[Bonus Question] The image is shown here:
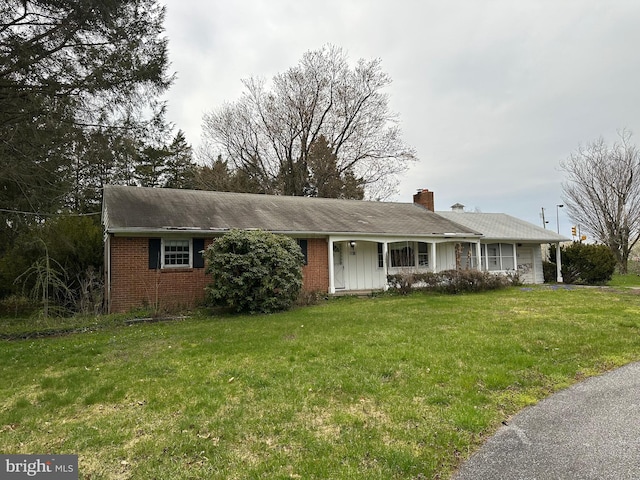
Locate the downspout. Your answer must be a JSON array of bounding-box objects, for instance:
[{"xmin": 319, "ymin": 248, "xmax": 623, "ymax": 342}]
[{"xmin": 556, "ymin": 242, "xmax": 563, "ymax": 283}]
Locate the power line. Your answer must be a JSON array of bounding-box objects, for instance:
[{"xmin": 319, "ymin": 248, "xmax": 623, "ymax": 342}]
[{"xmin": 0, "ymin": 208, "xmax": 101, "ymax": 217}]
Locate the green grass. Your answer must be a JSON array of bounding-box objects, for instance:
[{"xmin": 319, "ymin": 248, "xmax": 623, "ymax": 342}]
[
  {"xmin": 1, "ymin": 287, "xmax": 640, "ymax": 479},
  {"xmin": 609, "ymin": 272, "xmax": 640, "ymax": 287}
]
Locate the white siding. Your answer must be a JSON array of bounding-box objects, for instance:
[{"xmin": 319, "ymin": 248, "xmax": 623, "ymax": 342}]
[
  {"xmin": 533, "ymin": 245, "xmax": 544, "ymax": 284},
  {"xmin": 516, "ymin": 244, "xmax": 545, "ymax": 284},
  {"xmin": 341, "ymin": 241, "xmax": 387, "ymax": 290},
  {"xmin": 517, "ymin": 246, "xmax": 535, "ymax": 283}
]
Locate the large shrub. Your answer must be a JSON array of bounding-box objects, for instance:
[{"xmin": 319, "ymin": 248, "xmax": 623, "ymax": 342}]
[
  {"xmin": 542, "ymin": 260, "xmax": 557, "ymax": 283},
  {"xmin": 205, "ymin": 229, "xmax": 304, "ymax": 314},
  {"xmin": 560, "ymin": 242, "xmax": 617, "ymax": 284},
  {"xmin": 0, "ymin": 216, "xmax": 103, "ymax": 315}
]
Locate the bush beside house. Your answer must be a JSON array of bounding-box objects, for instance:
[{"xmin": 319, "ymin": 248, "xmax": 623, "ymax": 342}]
[
  {"xmin": 545, "ymin": 242, "xmax": 617, "ymax": 285},
  {"xmin": 387, "ymin": 269, "xmax": 520, "ymax": 295},
  {"xmin": 205, "ymin": 229, "xmax": 304, "ymax": 314}
]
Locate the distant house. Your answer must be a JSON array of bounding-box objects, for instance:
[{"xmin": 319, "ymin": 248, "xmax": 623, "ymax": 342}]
[{"xmin": 102, "ymin": 186, "xmax": 567, "ymax": 313}]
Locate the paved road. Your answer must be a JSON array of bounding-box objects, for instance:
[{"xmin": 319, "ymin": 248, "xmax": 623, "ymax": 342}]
[{"xmin": 453, "ymin": 361, "xmax": 640, "ymax": 480}]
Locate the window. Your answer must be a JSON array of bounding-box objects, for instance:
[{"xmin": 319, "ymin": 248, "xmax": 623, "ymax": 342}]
[
  {"xmin": 390, "ymin": 242, "xmax": 415, "ymax": 267},
  {"xmin": 418, "ymin": 242, "xmax": 429, "ymax": 266},
  {"xmin": 486, "ymin": 244, "xmax": 500, "ymax": 270},
  {"xmin": 500, "ymin": 244, "xmax": 515, "ymax": 270},
  {"xmin": 482, "ymin": 243, "xmax": 515, "ymax": 271},
  {"xmin": 164, "ymin": 239, "xmax": 191, "ymax": 267},
  {"xmin": 459, "ymin": 243, "xmax": 478, "ymax": 269},
  {"xmin": 148, "ymin": 238, "xmax": 206, "ymax": 270}
]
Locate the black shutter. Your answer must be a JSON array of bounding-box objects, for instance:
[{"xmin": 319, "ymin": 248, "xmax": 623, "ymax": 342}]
[
  {"xmin": 193, "ymin": 238, "xmax": 205, "ymax": 268},
  {"xmin": 149, "ymin": 238, "xmax": 161, "ymax": 269},
  {"xmin": 298, "ymin": 239, "xmax": 308, "ymax": 265}
]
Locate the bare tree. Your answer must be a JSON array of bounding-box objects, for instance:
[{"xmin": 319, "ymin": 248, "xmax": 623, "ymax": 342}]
[
  {"xmin": 560, "ymin": 129, "xmax": 640, "ymax": 273},
  {"xmin": 201, "ymin": 45, "xmax": 416, "ymax": 199}
]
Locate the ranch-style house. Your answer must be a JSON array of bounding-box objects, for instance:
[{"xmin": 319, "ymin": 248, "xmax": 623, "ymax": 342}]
[{"xmin": 102, "ymin": 185, "xmax": 567, "ymax": 313}]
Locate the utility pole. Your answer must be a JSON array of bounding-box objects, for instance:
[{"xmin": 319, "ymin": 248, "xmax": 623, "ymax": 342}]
[{"xmin": 540, "ymin": 207, "xmax": 549, "ymax": 229}]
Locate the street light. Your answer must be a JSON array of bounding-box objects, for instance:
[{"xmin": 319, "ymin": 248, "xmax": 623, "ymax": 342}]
[
  {"xmin": 556, "ymin": 204, "xmax": 565, "ymax": 283},
  {"xmin": 556, "ymin": 204, "xmax": 564, "ymax": 234}
]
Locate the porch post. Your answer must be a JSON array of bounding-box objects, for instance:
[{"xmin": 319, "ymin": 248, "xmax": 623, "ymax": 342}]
[
  {"xmin": 556, "ymin": 242, "xmax": 563, "ymax": 283},
  {"xmin": 513, "ymin": 242, "xmax": 518, "ymax": 273},
  {"xmin": 475, "ymin": 241, "xmax": 482, "ymax": 271},
  {"xmin": 430, "ymin": 242, "xmax": 437, "ymax": 272},
  {"xmin": 328, "ymin": 238, "xmax": 335, "ymax": 293},
  {"xmin": 383, "ymin": 241, "xmax": 389, "ymax": 291}
]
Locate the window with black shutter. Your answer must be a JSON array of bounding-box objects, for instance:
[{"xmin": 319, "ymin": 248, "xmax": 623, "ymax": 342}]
[{"xmin": 150, "ymin": 237, "xmax": 204, "ymax": 269}]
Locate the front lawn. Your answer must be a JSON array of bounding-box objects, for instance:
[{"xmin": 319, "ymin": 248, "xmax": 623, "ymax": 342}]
[
  {"xmin": 1, "ymin": 286, "xmax": 639, "ymax": 479},
  {"xmin": 609, "ymin": 272, "xmax": 640, "ymax": 287}
]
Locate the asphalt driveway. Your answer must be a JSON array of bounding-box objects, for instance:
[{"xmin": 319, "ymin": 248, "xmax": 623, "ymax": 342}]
[{"xmin": 453, "ymin": 361, "xmax": 640, "ymax": 480}]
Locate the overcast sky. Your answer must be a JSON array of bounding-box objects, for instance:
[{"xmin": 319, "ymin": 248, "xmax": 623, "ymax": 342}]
[{"xmin": 161, "ymin": 0, "xmax": 640, "ymax": 236}]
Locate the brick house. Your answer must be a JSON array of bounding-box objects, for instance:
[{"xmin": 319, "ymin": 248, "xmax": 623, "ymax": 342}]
[{"xmin": 102, "ymin": 185, "xmax": 566, "ymax": 313}]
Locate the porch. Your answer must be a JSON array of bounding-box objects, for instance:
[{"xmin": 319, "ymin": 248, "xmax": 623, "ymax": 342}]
[
  {"xmin": 326, "ymin": 238, "xmax": 554, "ymax": 293},
  {"xmin": 327, "ymin": 237, "xmax": 482, "ymax": 294}
]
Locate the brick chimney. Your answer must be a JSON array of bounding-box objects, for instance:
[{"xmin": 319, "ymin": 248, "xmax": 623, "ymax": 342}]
[{"xmin": 413, "ymin": 188, "xmax": 434, "ymax": 212}]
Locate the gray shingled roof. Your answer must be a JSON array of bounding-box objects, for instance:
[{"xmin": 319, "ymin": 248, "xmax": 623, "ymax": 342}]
[
  {"xmin": 102, "ymin": 185, "xmax": 482, "ymax": 238},
  {"xmin": 437, "ymin": 211, "xmax": 569, "ymax": 243}
]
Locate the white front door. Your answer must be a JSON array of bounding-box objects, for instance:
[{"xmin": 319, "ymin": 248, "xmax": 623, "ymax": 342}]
[{"xmin": 333, "ymin": 243, "xmax": 345, "ymax": 289}]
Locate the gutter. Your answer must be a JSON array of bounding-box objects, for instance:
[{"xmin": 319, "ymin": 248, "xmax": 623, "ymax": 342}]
[{"xmin": 105, "ymin": 227, "xmax": 484, "ymax": 238}]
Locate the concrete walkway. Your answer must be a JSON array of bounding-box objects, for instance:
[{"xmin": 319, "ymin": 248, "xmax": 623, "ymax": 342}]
[{"xmin": 453, "ymin": 361, "xmax": 640, "ymax": 480}]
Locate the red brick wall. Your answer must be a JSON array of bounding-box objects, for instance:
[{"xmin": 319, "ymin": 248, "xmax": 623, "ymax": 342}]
[
  {"xmin": 302, "ymin": 238, "xmax": 329, "ymax": 292},
  {"xmin": 108, "ymin": 237, "xmax": 214, "ymax": 313},
  {"xmin": 108, "ymin": 236, "xmax": 330, "ymax": 313}
]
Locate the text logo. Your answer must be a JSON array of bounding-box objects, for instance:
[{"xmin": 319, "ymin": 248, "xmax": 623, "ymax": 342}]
[{"xmin": 1, "ymin": 455, "xmax": 78, "ymax": 479}]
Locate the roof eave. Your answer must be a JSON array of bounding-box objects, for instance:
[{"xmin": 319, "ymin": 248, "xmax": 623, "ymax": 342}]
[
  {"xmin": 105, "ymin": 227, "xmax": 484, "ymax": 238},
  {"xmin": 482, "ymin": 237, "xmax": 571, "ymax": 243}
]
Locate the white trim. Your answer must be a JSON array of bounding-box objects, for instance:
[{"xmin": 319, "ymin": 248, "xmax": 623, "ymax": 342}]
[
  {"xmin": 556, "ymin": 242, "xmax": 564, "ymax": 282},
  {"xmin": 328, "ymin": 238, "xmax": 335, "ymax": 294},
  {"xmin": 430, "ymin": 242, "xmax": 437, "ymax": 272},
  {"xmin": 161, "ymin": 238, "xmax": 193, "ymax": 269},
  {"xmin": 382, "ymin": 241, "xmax": 389, "ymax": 290},
  {"xmin": 105, "ymin": 234, "xmax": 111, "ymax": 313}
]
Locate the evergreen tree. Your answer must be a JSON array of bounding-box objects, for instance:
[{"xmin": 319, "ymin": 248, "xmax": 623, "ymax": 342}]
[
  {"xmin": 0, "ymin": 0, "xmax": 172, "ymax": 306},
  {"xmin": 1, "ymin": 0, "xmax": 172, "ymax": 217},
  {"xmin": 195, "ymin": 155, "xmax": 266, "ymax": 194},
  {"xmin": 163, "ymin": 131, "xmax": 196, "ymax": 189},
  {"xmin": 307, "ymin": 135, "xmax": 365, "ymax": 199}
]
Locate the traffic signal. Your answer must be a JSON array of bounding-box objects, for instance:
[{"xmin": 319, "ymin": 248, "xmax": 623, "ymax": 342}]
[{"xmin": 571, "ymin": 226, "xmax": 577, "ymax": 236}]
